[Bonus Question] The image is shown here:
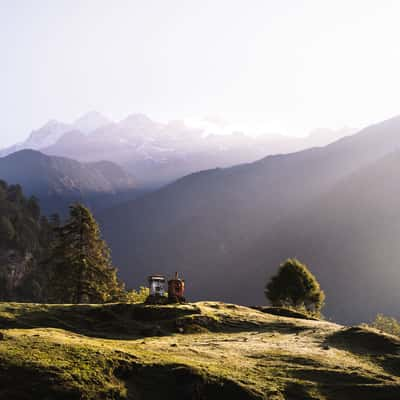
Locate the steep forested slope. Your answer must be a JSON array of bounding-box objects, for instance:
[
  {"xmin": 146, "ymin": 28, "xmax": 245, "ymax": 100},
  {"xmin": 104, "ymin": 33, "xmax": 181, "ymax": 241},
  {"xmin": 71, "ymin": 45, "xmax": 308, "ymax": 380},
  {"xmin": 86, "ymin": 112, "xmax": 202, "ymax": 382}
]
[{"xmin": 0, "ymin": 180, "xmax": 55, "ymax": 300}]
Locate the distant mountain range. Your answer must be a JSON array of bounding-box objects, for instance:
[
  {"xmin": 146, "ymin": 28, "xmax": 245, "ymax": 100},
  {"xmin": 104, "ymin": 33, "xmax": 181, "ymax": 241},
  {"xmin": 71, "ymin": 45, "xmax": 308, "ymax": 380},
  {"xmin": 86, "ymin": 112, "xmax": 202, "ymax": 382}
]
[
  {"xmin": 99, "ymin": 115, "xmax": 400, "ymax": 324},
  {"xmin": 3, "ymin": 111, "xmax": 395, "ymax": 323},
  {"xmin": 0, "ymin": 150, "xmax": 141, "ymax": 215},
  {"xmin": 1, "ymin": 112, "xmax": 355, "ymax": 187},
  {"xmin": 1, "ymin": 111, "xmax": 111, "ymax": 156}
]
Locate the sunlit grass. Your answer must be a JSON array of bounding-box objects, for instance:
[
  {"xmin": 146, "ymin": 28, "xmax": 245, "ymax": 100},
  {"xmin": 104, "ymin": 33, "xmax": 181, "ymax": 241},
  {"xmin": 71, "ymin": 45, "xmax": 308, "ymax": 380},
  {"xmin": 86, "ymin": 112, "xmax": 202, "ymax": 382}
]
[{"xmin": 0, "ymin": 301, "xmax": 400, "ymax": 399}]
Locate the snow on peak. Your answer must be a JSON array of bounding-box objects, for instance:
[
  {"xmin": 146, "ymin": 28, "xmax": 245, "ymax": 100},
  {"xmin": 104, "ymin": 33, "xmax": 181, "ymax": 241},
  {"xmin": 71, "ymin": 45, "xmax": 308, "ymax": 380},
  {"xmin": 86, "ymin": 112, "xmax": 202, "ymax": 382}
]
[
  {"xmin": 25, "ymin": 120, "xmax": 72, "ymax": 149},
  {"xmin": 121, "ymin": 113, "xmax": 155, "ymax": 128},
  {"xmin": 73, "ymin": 111, "xmax": 111, "ymax": 134}
]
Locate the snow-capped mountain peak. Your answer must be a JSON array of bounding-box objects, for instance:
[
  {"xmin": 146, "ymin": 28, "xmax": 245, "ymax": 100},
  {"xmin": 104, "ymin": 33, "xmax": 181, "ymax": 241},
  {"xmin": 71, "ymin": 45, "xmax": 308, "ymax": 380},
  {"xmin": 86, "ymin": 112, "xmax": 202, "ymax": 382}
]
[
  {"xmin": 72, "ymin": 111, "xmax": 111, "ymax": 134},
  {"xmin": 24, "ymin": 120, "xmax": 72, "ymax": 149}
]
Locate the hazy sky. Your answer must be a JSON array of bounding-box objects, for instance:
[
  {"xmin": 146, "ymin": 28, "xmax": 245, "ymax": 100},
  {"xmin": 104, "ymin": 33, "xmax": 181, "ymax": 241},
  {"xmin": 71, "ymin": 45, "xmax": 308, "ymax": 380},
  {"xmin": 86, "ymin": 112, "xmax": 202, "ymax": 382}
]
[{"xmin": 1, "ymin": 0, "xmax": 400, "ymax": 146}]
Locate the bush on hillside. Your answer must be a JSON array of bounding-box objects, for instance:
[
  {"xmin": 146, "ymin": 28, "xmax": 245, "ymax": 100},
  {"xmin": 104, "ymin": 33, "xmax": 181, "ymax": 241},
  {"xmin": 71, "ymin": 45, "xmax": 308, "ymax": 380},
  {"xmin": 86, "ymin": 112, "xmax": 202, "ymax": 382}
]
[
  {"xmin": 265, "ymin": 258, "xmax": 325, "ymax": 317},
  {"xmin": 365, "ymin": 314, "xmax": 400, "ymax": 337},
  {"xmin": 125, "ymin": 286, "xmax": 150, "ymax": 303}
]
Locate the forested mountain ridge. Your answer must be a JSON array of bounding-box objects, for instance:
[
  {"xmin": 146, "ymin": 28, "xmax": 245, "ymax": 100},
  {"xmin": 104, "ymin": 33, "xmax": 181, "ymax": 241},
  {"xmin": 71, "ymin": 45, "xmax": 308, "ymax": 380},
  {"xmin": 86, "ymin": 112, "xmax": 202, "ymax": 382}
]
[
  {"xmin": 0, "ymin": 149, "xmax": 140, "ymax": 215},
  {"xmin": 99, "ymin": 115, "xmax": 400, "ymax": 323},
  {"xmin": 0, "ymin": 180, "xmax": 57, "ymax": 300},
  {"xmin": 0, "ymin": 180, "xmax": 126, "ymax": 303}
]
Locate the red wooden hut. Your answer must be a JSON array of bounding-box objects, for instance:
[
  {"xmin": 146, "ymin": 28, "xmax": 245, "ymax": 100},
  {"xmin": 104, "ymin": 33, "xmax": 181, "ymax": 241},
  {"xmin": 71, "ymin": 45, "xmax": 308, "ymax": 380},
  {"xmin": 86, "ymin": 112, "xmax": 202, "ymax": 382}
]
[{"xmin": 168, "ymin": 272, "xmax": 185, "ymax": 302}]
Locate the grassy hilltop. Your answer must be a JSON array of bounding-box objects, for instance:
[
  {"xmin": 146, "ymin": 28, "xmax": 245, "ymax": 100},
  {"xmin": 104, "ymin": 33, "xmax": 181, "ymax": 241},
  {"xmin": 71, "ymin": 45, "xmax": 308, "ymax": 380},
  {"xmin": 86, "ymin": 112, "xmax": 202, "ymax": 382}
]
[{"xmin": 0, "ymin": 302, "xmax": 400, "ymax": 400}]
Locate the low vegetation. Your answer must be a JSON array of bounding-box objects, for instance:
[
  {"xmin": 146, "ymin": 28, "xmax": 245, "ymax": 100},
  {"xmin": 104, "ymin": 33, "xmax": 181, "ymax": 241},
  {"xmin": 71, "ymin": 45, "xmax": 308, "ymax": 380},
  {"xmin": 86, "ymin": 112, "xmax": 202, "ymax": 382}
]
[
  {"xmin": 124, "ymin": 286, "xmax": 150, "ymax": 303},
  {"xmin": 364, "ymin": 314, "xmax": 400, "ymax": 338},
  {"xmin": 1, "ymin": 301, "xmax": 400, "ymax": 399}
]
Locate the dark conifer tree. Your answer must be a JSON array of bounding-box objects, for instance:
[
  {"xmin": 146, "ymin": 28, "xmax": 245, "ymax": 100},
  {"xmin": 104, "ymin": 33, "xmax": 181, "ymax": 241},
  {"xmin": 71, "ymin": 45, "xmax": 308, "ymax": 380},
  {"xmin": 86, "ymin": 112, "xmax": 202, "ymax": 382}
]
[
  {"xmin": 27, "ymin": 196, "xmax": 40, "ymax": 220},
  {"xmin": 0, "ymin": 216, "xmax": 15, "ymax": 244},
  {"xmin": 48, "ymin": 203, "xmax": 123, "ymax": 303}
]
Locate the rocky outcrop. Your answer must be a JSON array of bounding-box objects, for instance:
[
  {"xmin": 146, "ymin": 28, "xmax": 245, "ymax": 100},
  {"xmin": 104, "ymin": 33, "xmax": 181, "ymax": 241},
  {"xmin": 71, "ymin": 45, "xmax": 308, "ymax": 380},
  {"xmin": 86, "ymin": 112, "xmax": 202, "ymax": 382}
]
[{"xmin": 0, "ymin": 250, "xmax": 34, "ymax": 300}]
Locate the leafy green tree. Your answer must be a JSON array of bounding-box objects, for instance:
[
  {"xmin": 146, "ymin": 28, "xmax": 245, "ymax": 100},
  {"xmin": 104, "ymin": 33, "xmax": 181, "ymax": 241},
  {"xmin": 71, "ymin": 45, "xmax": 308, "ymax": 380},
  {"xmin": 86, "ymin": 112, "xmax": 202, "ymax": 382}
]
[
  {"xmin": 265, "ymin": 258, "xmax": 325, "ymax": 316},
  {"xmin": 48, "ymin": 203, "xmax": 123, "ymax": 303},
  {"xmin": 366, "ymin": 314, "xmax": 400, "ymax": 337}
]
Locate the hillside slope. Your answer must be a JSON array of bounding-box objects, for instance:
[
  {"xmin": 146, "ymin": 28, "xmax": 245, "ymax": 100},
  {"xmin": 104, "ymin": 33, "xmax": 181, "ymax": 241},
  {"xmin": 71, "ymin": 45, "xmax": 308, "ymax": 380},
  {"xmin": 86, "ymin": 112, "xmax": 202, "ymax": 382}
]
[
  {"xmin": 100, "ymin": 116, "xmax": 400, "ymax": 323},
  {"xmin": 0, "ymin": 180, "xmax": 52, "ymax": 301},
  {"xmin": 238, "ymin": 150, "xmax": 400, "ymax": 323},
  {"xmin": 0, "ymin": 150, "xmax": 139, "ymax": 215},
  {"xmin": 0, "ymin": 301, "xmax": 400, "ymax": 399}
]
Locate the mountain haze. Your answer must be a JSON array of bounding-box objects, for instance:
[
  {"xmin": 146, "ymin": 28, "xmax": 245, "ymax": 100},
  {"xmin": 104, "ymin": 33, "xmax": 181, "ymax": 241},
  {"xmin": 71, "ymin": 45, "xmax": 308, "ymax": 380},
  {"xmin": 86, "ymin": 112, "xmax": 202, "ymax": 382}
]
[
  {"xmin": 72, "ymin": 111, "xmax": 111, "ymax": 134},
  {"xmin": 0, "ymin": 150, "xmax": 139, "ymax": 215},
  {"xmin": 0, "ymin": 112, "xmax": 111, "ymax": 157},
  {"xmin": 247, "ymin": 150, "xmax": 400, "ymax": 323},
  {"xmin": 42, "ymin": 119, "xmax": 355, "ymax": 186},
  {"xmin": 1, "ymin": 113, "xmax": 354, "ymax": 187},
  {"xmin": 99, "ymin": 115, "xmax": 400, "ymax": 323}
]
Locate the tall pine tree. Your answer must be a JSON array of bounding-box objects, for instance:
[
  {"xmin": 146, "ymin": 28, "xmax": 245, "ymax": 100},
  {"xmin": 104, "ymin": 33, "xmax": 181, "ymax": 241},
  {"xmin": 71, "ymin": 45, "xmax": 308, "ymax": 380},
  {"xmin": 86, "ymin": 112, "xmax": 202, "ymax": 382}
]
[{"xmin": 48, "ymin": 203, "xmax": 123, "ymax": 303}]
